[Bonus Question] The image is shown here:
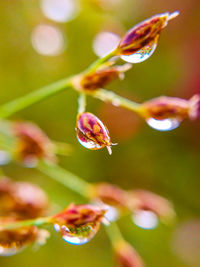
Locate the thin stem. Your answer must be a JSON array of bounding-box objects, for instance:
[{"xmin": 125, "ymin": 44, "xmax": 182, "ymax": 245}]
[
  {"xmin": 105, "ymin": 222, "xmax": 124, "ymax": 249},
  {"xmin": 0, "ymin": 216, "xmax": 51, "ymax": 231},
  {"xmin": 0, "ymin": 51, "xmax": 117, "ymax": 119},
  {"xmin": 0, "ymin": 78, "xmax": 72, "ymax": 119},
  {"xmin": 78, "ymin": 93, "xmax": 87, "ymax": 114},
  {"xmin": 87, "ymin": 89, "xmax": 141, "ymax": 114},
  {"xmin": 85, "ymin": 50, "xmax": 117, "ymax": 73},
  {"xmin": 37, "ymin": 161, "xmax": 93, "ymax": 198}
]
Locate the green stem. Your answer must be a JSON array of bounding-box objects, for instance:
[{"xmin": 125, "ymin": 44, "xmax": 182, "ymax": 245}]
[
  {"xmin": 78, "ymin": 93, "xmax": 87, "ymax": 114},
  {"xmin": 0, "ymin": 51, "xmax": 117, "ymax": 119},
  {"xmin": 105, "ymin": 222, "xmax": 124, "ymax": 249},
  {"xmin": 37, "ymin": 161, "xmax": 93, "ymax": 198},
  {"xmin": 0, "ymin": 216, "xmax": 51, "ymax": 231},
  {"xmin": 88, "ymin": 89, "xmax": 141, "ymax": 114},
  {"xmin": 0, "ymin": 78, "xmax": 72, "ymax": 119}
]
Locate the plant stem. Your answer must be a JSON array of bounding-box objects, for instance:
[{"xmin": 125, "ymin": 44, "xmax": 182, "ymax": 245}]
[
  {"xmin": 0, "ymin": 217, "xmax": 51, "ymax": 231},
  {"xmin": 105, "ymin": 222, "xmax": 124, "ymax": 249},
  {"xmin": 0, "ymin": 78, "xmax": 72, "ymax": 119},
  {"xmin": 37, "ymin": 161, "xmax": 93, "ymax": 198},
  {"xmin": 78, "ymin": 93, "xmax": 87, "ymax": 114},
  {"xmin": 87, "ymin": 89, "xmax": 141, "ymax": 114},
  {"xmin": 0, "ymin": 51, "xmax": 116, "ymax": 119}
]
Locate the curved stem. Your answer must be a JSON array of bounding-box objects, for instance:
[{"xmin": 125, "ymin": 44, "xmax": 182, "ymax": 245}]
[
  {"xmin": 0, "ymin": 51, "xmax": 117, "ymax": 119},
  {"xmin": 0, "ymin": 216, "xmax": 51, "ymax": 231},
  {"xmin": 105, "ymin": 222, "xmax": 124, "ymax": 249},
  {"xmin": 37, "ymin": 161, "xmax": 93, "ymax": 198},
  {"xmin": 87, "ymin": 89, "xmax": 141, "ymax": 114},
  {"xmin": 78, "ymin": 93, "xmax": 87, "ymax": 114},
  {"xmin": 0, "ymin": 78, "xmax": 72, "ymax": 119}
]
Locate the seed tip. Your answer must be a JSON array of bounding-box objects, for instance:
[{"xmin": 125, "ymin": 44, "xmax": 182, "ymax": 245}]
[
  {"xmin": 107, "ymin": 146, "xmax": 112, "ymax": 155},
  {"xmin": 168, "ymin": 11, "xmax": 180, "ymax": 21}
]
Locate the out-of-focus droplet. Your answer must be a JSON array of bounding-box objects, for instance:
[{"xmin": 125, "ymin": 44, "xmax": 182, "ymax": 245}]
[
  {"xmin": 93, "ymin": 31, "xmax": 120, "ymax": 57},
  {"xmin": 54, "ymin": 222, "xmax": 100, "ymax": 245},
  {"xmin": 0, "ymin": 151, "xmax": 11, "ymax": 166},
  {"xmin": 104, "ymin": 205, "xmax": 119, "ymax": 222},
  {"xmin": 146, "ymin": 118, "xmax": 180, "ymax": 131},
  {"xmin": 31, "ymin": 24, "xmax": 65, "ymax": 56},
  {"xmin": 40, "ymin": 0, "xmax": 79, "ymax": 23},
  {"xmin": 132, "ymin": 210, "xmax": 158, "ymax": 229},
  {"xmin": 120, "ymin": 40, "xmax": 157, "ymax": 63}
]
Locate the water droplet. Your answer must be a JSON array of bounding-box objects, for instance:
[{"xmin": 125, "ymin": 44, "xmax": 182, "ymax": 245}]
[
  {"xmin": 54, "ymin": 222, "xmax": 100, "ymax": 245},
  {"xmin": 120, "ymin": 41, "xmax": 157, "ymax": 63},
  {"xmin": 77, "ymin": 133, "xmax": 102, "ymax": 150},
  {"xmin": 146, "ymin": 118, "xmax": 180, "ymax": 131},
  {"xmin": 132, "ymin": 210, "xmax": 158, "ymax": 230},
  {"xmin": 0, "ymin": 151, "xmax": 11, "ymax": 166}
]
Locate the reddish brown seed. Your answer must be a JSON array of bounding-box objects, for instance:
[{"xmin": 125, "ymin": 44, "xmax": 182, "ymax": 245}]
[{"xmin": 76, "ymin": 112, "xmax": 113, "ymax": 154}]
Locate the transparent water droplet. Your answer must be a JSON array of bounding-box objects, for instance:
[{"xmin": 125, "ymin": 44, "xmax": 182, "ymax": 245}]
[
  {"xmin": 77, "ymin": 135, "xmax": 102, "ymax": 150},
  {"xmin": 146, "ymin": 118, "xmax": 180, "ymax": 131},
  {"xmin": 54, "ymin": 222, "xmax": 100, "ymax": 245},
  {"xmin": 0, "ymin": 151, "xmax": 11, "ymax": 166},
  {"xmin": 120, "ymin": 41, "xmax": 157, "ymax": 63},
  {"xmin": 132, "ymin": 210, "xmax": 158, "ymax": 230}
]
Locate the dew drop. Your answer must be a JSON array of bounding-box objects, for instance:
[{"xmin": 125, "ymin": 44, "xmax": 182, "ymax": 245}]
[
  {"xmin": 120, "ymin": 41, "xmax": 157, "ymax": 63},
  {"xmin": 146, "ymin": 118, "xmax": 180, "ymax": 131},
  {"xmin": 77, "ymin": 135, "xmax": 102, "ymax": 150},
  {"xmin": 132, "ymin": 210, "xmax": 158, "ymax": 230},
  {"xmin": 54, "ymin": 222, "xmax": 100, "ymax": 245}
]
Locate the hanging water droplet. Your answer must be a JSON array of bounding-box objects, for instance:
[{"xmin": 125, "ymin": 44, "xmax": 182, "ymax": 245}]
[
  {"xmin": 120, "ymin": 41, "xmax": 157, "ymax": 63},
  {"xmin": 132, "ymin": 210, "xmax": 158, "ymax": 230},
  {"xmin": 54, "ymin": 222, "xmax": 100, "ymax": 245},
  {"xmin": 146, "ymin": 118, "xmax": 180, "ymax": 131}
]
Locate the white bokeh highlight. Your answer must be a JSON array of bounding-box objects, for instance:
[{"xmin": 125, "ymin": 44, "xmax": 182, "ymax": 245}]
[
  {"xmin": 40, "ymin": 0, "xmax": 79, "ymax": 23},
  {"xmin": 31, "ymin": 24, "xmax": 65, "ymax": 56},
  {"xmin": 93, "ymin": 31, "xmax": 120, "ymax": 57}
]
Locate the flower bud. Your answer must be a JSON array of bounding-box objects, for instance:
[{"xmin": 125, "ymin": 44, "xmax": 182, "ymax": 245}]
[
  {"xmin": 0, "ymin": 217, "xmax": 49, "ymax": 256},
  {"xmin": 76, "ymin": 112, "xmax": 114, "ymax": 154},
  {"xmin": 91, "ymin": 183, "xmax": 128, "ymax": 208},
  {"xmin": 115, "ymin": 241, "xmax": 145, "ymax": 267},
  {"xmin": 127, "ymin": 190, "xmax": 175, "ymax": 224},
  {"xmin": 117, "ymin": 11, "xmax": 179, "ymax": 63},
  {"xmin": 13, "ymin": 122, "xmax": 57, "ymax": 166},
  {"xmin": 140, "ymin": 95, "xmax": 200, "ymax": 131},
  {"xmin": 0, "ymin": 178, "xmax": 49, "ymax": 219},
  {"xmin": 73, "ymin": 63, "xmax": 132, "ymax": 91},
  {"xmin": 52, "ymin": 204, "xmax": 106, "ymax": 245}
]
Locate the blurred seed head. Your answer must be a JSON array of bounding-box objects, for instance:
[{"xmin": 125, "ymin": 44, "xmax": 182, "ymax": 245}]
[
  {"xmin": 127, "ymin": 190, "xmax": 175, "ymax": 224},
  {"xmin": 0, "ymin": 178, "xmax": 49, "ymax": 219},
  {"xmin": 76, "ymin": 112, "xmax": 114, "ymax": 154},
  {"xmin": 115, "ymin": 241, "xmax": 145, "ymax": 267},
  {"xmin": 0, "ymin": 217, "xmax": 49, "ymax": 256},
  {"xmin": 73, "ymin": 63, "xmax": 131, "ymax": 91},
  {"xmin": 13, "ymin": 122, "xmax": 57, "ymax": 166}
]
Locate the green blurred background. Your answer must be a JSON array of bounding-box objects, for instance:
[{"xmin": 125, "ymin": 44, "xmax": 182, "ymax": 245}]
[{"xmin": 0, "ymin": 0, "xmax": 200, "ymax": 266}]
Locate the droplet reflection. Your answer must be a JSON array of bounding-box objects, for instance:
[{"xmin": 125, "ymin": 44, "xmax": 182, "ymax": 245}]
[
  {"xmin": 54, "ymin": 222, "xmax": 100, "ymax": 245},
  {"xmin": 132, "ymin": 210, "xmax": 158, "ymax": 229},
  {"xmin": 120, "ymin": 41, "xmax": 157, "ymax": 63},
  {"xmin": 146, "ymin": 118, "xmax": 180, "ymax": 131}
]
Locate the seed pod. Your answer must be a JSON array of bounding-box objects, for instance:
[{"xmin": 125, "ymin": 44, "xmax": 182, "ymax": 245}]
[
  {"xmin": 127, "ymin": 190, "xmax": 175, "ymax": 224},
  {"xmin": 0, "ymin": 178, "xmax": 49, "ymax": 219},
  {"xmin": 115, "ymin": 241, "xmax": 145, "ymax": 267},
  {"xmin": 76, "ymin": 112, "xmax": 114, "ymax": 154},
  {"xmin": 140, "ymin": 95, "xmax": 200, "ymax": 131},
  {"xmin": 0, "ymin": 217, "xmax": 49, "ymax": 256},
  {"xmin": 52, "ymin": 204, "xmax": 106, "ymax": 245},
  {"xmin": 73, "ymin": 63, "xmax": 132, "ymax": 91},
  {"xmin": 117, "ymin": 11, "xmax": 179, "ymax": 63},
  {"xmin": 13, "ymin": 122, "xmax": 57, "ymax": 166}
]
